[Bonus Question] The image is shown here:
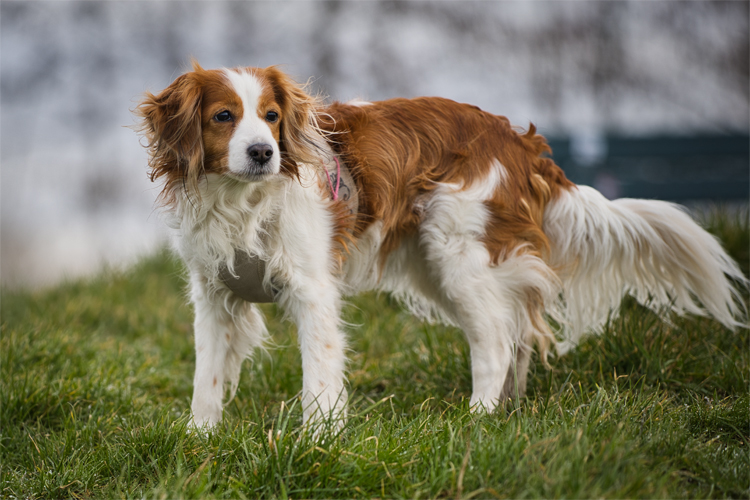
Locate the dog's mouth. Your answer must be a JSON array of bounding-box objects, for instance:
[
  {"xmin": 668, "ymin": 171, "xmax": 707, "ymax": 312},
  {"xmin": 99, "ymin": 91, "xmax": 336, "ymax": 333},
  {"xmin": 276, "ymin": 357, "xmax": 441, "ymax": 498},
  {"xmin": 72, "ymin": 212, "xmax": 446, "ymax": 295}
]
[{"xmin": 228, "ymin": 162, "xmax": 277, "ymax": 182}]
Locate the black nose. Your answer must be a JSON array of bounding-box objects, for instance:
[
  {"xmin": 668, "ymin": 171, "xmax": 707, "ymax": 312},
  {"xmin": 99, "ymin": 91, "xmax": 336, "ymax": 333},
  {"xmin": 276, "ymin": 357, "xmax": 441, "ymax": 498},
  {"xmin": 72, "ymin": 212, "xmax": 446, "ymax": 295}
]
[{"xmin": 247, "ymin": 143, "xmax": 274, "ymax": 164}]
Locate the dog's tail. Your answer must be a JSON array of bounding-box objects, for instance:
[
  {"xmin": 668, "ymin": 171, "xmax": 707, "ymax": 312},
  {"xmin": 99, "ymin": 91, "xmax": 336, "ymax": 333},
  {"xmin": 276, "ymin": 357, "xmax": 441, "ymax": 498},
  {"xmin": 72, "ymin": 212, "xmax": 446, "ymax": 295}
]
[{"xmin": 543, "ymin": 185, "xmax": 747, "ymax": 353}]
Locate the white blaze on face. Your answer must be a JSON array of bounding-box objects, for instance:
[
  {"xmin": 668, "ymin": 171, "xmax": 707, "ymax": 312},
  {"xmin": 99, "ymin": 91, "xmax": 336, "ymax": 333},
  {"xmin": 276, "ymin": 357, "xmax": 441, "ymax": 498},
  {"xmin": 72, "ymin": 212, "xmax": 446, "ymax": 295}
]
[{"xmin": 223, "ymin": 69, "xmax": 281, "ymax": 178}]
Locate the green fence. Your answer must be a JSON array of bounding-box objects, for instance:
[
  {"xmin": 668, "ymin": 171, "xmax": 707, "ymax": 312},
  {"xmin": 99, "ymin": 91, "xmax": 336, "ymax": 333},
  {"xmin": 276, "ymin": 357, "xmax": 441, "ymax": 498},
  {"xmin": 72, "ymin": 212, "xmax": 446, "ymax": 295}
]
[{"xmin": 547, "ymin": 135, "xmax": 749, "ymax": 201}]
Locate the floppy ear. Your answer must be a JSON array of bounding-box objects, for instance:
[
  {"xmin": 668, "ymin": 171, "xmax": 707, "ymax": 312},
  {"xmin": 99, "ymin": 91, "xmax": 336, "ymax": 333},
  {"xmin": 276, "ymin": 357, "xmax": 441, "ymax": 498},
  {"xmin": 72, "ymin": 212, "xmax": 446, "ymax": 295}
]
[
  {"xmin": 263, "ymin": 67, "xmax": 324, "ymax": 178},
  {"xmin": 136, "ymin": 67, "xmax": 204, "ymax": 204}
]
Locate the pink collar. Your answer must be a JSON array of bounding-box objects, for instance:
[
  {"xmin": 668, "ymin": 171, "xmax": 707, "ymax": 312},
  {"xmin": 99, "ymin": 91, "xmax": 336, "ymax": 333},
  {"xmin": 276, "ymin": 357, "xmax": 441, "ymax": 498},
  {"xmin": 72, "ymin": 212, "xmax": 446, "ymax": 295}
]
[{"xmin": 324, "ymin": 156, "xmax": 341, "ymax": 201}]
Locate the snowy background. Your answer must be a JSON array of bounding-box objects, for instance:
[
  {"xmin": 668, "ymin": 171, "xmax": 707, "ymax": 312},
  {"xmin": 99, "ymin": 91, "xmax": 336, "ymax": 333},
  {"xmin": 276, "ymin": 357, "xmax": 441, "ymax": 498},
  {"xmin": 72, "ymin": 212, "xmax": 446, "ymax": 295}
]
[{"xmin": 2, "ymin": 1, "xmax": 748, "ymax": 288}]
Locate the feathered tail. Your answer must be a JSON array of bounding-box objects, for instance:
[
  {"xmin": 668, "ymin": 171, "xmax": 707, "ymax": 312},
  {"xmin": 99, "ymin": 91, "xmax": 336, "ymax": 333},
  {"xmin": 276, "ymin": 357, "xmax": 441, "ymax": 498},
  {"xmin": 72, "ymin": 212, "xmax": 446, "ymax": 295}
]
[{"xmin": 543, "ymin": 185, "xmax": 747, "ymax": 353}]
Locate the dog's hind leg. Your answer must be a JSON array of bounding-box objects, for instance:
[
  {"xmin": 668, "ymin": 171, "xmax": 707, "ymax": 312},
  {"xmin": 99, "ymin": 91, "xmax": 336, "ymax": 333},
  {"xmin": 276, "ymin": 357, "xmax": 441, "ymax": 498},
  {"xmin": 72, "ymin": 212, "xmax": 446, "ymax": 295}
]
[
  {"xmin": 499, "ymin": 340, "xmax": 533, "ymax": 402},
  {"xmin": 422, "ymin": 244, "xmax": 553, "ymax": 411},
  {"xmin": 451, "ymin": 296, "xmax": 515, "ymax": 412},
  {"xmin": 419, "ymin": 175, "xmax": 557, "ymax": 411}
]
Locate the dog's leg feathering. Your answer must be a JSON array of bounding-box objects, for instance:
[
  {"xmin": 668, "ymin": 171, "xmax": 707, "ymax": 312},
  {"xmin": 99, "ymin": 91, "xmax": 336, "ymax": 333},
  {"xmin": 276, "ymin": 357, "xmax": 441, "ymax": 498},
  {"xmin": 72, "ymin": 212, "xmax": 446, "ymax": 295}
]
[{"xmin": 189, "ymin": 274, "xmax": 268, "ymax": 429}]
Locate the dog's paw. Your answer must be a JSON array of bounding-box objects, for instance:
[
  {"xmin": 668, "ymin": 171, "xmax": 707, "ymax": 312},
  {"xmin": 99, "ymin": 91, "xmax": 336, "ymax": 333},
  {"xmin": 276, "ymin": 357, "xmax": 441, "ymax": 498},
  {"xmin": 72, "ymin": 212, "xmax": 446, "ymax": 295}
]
[
  {"xmin": 188, "ymin": 413, "xmax": 221, "ymax": 434},
  {"xmin": 302, "ymin": 409, "xmax": 347, "ymax": 439},
  {"xmin": 301, "ymin": 392, "xmax": 348, "ymax": 437},
  {"xmin": 469, "ymin": 396, "xmax": 499, "ymax": 414}
]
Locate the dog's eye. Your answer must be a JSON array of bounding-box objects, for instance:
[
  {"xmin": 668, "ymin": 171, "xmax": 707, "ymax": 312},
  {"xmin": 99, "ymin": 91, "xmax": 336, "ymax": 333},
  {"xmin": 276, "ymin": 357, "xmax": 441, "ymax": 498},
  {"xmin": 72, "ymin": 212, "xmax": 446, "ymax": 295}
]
[
  {"xmin": 265, "ymin": 111, "xmax": 279, "ymax": 123},
  {"xmin": 214, "ymin": 110, "xmax": 233, "ymax": 122}
]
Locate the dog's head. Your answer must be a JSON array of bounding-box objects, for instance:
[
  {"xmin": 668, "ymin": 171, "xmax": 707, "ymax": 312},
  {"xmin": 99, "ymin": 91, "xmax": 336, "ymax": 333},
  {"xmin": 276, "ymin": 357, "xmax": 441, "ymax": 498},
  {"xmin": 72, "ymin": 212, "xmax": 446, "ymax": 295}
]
[{"xmin": 136, "ymin": 61, "xmax": 321, "ymax": 202}]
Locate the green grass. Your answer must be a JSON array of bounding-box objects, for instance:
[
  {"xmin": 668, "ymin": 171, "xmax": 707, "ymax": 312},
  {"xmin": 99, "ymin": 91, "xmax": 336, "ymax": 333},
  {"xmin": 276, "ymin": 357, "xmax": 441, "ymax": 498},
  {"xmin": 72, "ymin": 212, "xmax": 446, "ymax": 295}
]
[{"xmin": 2, "ymin": 210, "xmax": 748, "ymax": 499}]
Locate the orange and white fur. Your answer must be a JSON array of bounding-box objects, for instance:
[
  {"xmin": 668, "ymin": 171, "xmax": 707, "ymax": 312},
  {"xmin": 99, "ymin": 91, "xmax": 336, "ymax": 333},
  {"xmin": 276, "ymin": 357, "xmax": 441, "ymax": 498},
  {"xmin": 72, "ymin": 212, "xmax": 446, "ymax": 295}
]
[{"xmin": 137, "ymin": 62, "xmax": 746, "ymax": 429}]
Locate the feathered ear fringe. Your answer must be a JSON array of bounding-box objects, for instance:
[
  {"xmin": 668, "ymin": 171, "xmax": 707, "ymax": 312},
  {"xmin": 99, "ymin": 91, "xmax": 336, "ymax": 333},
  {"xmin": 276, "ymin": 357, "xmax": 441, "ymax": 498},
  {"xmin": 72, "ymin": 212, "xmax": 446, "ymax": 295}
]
[
  {"xmin": 134, "ymin": 64, "xmax": 205, "ymax": 207},
  {"xmin": 260, "ymin": 66, "xmax": 331, "ymax": 179}
]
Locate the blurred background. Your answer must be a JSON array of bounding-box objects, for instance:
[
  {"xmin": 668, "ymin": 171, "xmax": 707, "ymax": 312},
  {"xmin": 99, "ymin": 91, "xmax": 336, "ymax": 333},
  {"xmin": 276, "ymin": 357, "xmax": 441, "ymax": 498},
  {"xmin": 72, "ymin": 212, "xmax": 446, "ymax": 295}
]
[{"xmin": 2, "ymin": 1, "xmax": 748, "ymax": 289}]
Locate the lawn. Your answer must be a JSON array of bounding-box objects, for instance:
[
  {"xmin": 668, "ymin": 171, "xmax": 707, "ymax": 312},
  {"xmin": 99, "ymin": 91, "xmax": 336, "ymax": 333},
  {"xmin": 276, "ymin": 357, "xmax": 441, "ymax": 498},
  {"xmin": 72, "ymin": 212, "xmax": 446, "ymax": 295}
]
[{"xmin": 1, "ymin": 209, "xmax": 748, "ymax": 499}]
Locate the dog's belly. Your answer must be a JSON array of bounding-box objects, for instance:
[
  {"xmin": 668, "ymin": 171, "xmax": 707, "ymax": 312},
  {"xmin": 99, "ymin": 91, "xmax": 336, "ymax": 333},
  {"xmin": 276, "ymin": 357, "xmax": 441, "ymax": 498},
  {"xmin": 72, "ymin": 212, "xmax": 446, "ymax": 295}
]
[{"xmin": 343, "ymin": 225, "xmax": 456, "ymax": 326}]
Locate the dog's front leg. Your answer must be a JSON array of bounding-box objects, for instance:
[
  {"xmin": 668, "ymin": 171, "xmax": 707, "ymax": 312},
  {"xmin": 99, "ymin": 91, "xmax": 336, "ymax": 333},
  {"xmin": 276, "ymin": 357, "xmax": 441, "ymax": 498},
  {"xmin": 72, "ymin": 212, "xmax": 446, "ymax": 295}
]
[
  {"xmin": 189, "ymin": 276, "xmax": 234, "ymax": 429},
  {"xmin": 284, "ymin": 287, "xmax": 348, "ymax": 429}
]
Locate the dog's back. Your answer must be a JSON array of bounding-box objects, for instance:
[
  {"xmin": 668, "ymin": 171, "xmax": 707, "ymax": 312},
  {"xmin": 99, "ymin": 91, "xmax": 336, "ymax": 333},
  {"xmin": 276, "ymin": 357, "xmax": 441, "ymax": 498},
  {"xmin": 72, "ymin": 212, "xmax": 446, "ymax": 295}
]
[{"xmin": 323, "ymin": 97, "xmax": 747, "ymax": 406}]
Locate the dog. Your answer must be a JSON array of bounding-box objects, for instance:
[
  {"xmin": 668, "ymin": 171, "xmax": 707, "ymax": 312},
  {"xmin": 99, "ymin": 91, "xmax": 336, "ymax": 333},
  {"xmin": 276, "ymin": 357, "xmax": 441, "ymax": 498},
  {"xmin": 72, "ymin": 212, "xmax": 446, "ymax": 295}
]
[{"xmin": 136, "ymin": 61, "xmax": 746, "ymax": 429}]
